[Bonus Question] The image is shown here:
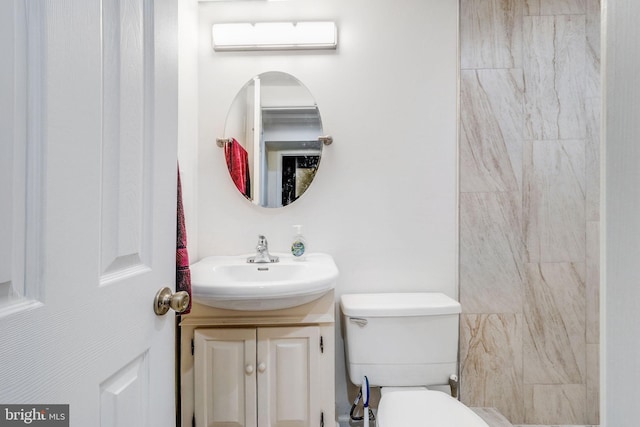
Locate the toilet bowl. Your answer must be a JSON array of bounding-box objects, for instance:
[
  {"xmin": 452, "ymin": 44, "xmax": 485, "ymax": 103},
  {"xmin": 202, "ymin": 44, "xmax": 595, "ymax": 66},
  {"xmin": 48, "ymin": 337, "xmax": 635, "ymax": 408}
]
[
  {"xmin": 340, "ymin": 293, "xmax": 489, "ymax": 427},
  {"xmin": 377, "ymin": 389, "xmax": 488, "ymax": 426}
]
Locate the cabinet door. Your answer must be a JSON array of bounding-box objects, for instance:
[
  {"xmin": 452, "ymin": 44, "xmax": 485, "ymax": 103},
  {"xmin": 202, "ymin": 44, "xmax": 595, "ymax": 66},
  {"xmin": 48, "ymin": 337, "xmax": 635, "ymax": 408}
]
[
  {"xmin": 257, "ymin": 326, "xmax": 321, "ymax": 427},
  {"xmin": 194, "ymin": 329, "xmax": 258, "ymax": 427}
]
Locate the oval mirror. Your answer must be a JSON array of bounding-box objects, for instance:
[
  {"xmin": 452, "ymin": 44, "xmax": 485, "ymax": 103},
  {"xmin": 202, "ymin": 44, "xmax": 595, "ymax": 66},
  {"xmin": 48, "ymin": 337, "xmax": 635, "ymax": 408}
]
[{"xmin": 222, "ymin": 71, "xmax": 325, "ymax": 208}]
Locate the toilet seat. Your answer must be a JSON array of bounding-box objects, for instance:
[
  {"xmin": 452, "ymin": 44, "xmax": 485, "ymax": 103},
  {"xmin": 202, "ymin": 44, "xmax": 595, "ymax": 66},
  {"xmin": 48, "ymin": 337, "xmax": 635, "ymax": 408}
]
[{"xmin": 377, "ymin": 389, "xmax": 489, "ymax": 427}]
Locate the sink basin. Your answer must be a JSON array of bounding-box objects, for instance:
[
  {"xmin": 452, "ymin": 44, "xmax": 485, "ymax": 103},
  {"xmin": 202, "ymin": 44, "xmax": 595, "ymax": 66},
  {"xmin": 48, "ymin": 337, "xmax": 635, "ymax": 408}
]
[{"xmin": 190, "ymin": 253, "xmax": 339, "ymax": 311}]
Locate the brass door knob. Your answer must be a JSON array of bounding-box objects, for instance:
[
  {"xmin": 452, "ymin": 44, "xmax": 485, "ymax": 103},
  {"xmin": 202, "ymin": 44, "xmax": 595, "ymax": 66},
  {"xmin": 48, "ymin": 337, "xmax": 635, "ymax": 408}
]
[{"xmin": 154, "ymin": 287, "xmax": 190, "ymax": 315}]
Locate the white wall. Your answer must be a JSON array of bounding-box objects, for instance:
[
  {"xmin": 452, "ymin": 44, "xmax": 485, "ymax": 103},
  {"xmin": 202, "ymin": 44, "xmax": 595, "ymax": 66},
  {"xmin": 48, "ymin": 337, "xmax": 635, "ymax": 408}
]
[
  {"xmin": 192, "ymin": 0, "xmax": 458, "ymax": 418},
  {"xmin": 603, "ymin": 0, "xmax": 640, "ymax": 424},
  {"xmin": 178, "ymin": 0, "xmax": 200, "ymax": 261}
]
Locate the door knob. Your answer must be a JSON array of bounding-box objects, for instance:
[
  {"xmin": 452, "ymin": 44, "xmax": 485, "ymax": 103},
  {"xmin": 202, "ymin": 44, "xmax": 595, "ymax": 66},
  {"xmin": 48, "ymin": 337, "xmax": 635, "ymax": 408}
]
[
  {"xmin": 154, "ymin": 287, "xmax": 190, "ymax": 315},
  {"xmin": 257, "ymin": 363, "xmax": 266, "ymax": 373}
]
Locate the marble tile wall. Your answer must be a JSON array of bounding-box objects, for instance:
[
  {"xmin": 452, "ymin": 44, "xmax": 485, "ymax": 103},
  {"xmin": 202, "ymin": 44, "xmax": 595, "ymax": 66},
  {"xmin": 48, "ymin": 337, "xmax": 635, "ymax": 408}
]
[{"xmin": 459, "ymin": 0, "xmax": 600, "ymax": 424}]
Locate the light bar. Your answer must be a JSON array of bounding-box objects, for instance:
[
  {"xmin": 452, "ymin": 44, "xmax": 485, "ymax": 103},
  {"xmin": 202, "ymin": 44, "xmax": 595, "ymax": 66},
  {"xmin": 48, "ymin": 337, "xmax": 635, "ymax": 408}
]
[{"xmin": 212, "ymin": 22, "xmax": 338, "ymax": 51}]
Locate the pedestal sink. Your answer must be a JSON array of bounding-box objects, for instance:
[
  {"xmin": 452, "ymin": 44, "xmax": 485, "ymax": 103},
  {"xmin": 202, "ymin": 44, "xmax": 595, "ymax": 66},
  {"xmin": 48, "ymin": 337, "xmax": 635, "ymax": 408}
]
[{"xmin": 190, "ymin": 253, "xmax": 339, "ymax": 311}]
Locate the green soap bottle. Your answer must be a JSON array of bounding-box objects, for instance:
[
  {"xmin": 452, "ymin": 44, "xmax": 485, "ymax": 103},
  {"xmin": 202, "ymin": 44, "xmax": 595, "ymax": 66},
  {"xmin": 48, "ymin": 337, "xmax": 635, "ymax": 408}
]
[{"xmin": 291, "ymin": 225, "xmax": 306, "ymax": 260}]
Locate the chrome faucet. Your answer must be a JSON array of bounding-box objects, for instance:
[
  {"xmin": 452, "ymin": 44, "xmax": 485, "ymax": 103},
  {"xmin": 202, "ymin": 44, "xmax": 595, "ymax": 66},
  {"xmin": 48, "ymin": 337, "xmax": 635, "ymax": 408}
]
[{"xmin": 247, "ymin": 235, "xmax": 279, "ymax": 263}]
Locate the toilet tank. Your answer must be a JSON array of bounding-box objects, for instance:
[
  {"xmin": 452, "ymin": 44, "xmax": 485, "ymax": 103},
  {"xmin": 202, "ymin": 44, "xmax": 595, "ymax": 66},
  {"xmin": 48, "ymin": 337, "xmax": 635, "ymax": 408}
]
[{"xmin": 340, "ymin": 293, "xmax": 461, "ymax": 387}]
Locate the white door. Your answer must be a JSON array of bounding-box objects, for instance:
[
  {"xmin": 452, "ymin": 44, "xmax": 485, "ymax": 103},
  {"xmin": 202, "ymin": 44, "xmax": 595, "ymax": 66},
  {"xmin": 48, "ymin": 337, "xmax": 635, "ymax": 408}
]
[{"xmin": 0, "ymin": 0, "xmax": 179, "ymax": 425}]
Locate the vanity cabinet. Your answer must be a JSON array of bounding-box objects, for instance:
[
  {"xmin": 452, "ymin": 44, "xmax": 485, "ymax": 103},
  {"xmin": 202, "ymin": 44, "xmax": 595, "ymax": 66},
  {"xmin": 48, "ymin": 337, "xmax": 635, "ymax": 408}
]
[
  {"xmin": 194, "ymin": 326, "xmax": 322, "ymax": 427},
  {"xmin": 180, "ymin": 291, "xmax": 335, "ymax": 427}
]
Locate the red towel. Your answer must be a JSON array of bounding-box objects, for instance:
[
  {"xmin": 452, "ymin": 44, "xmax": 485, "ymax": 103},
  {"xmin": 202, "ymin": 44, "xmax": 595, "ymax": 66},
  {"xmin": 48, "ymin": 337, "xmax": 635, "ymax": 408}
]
[
  {"xmin": 176, "ymin": 167, "xmax": 192, "ymax": 314},
  {"xmin": 224, "ymin": 138, "xmax": 251, "ymax": 197}
]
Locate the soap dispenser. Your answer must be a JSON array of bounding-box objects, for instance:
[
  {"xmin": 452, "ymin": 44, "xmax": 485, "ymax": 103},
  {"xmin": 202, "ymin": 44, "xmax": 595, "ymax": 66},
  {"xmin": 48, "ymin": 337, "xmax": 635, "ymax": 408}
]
[{"xmin": 291, "ymin": 225, "xmax": 306, "ymax": 260}]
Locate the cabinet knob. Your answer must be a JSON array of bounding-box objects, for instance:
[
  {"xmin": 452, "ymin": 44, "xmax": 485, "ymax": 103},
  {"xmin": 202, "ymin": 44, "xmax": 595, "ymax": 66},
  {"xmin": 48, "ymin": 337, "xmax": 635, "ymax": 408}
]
[
  {"xmin": 245, "ymin": 364, "xmax": 254, "ymax": 375},
  {"xmin": 257, "ymin": 363, "xmax": 266, "ymax": 373}
]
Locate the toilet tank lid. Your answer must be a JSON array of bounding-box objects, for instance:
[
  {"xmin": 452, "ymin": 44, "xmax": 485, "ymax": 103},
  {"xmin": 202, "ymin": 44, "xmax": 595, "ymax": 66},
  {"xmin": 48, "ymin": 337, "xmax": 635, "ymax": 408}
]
[{"xmin": 340, "ymin": 293, "xmax": 461, "ymax": 317}]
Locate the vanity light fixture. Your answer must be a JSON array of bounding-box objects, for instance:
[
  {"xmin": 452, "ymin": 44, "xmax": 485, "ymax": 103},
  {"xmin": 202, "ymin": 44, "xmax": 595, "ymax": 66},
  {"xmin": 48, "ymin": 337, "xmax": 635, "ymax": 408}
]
[{"xmin": 212, "ymin": 21, "xmax": 338, "ymax": 51}]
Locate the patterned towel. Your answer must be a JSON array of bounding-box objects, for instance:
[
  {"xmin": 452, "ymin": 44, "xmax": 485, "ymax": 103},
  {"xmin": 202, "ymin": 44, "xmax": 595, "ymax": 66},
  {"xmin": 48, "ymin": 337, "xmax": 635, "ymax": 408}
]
[{"xmin": 176, "ymin": 167, "xmax": 192, "ymax": 314}]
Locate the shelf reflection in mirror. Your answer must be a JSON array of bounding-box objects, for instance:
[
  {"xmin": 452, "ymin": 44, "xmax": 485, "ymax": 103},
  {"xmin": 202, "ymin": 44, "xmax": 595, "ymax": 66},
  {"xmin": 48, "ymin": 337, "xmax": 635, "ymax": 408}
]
[{"xmin": 221, "ymin": 71, "xmax": 326, "ymax": 208}]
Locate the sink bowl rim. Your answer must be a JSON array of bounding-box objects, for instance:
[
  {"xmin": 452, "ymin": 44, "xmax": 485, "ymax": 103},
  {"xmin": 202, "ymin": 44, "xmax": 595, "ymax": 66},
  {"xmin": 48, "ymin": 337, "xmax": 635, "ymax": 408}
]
[{"xmin": 189, "ymin": 252, "xmax": 339, "ymax": 310}]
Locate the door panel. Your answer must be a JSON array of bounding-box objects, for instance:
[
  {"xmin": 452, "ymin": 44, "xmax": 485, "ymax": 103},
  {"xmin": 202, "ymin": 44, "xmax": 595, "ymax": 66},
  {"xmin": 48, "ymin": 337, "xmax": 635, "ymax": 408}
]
[
  {"xmin": 0, "ymin": 0, "xmax": 178, "ymax": 425},
  {"xmin": 257, "ymin": 327, "xmax": 320, "ymax": 427},
  {"xmin": 100, "ymin": 0, "xmax": 154, "ymax": 281},
  {"xmin": 99, "ymin": 352, "xmax": 150, "ymax": 427},
  {"xmin": 195, "ymin": 329, "xmax": 258, "ymax": 427},
  {"xmin": 0, "ymin": 0, "xmax": 31, "ymax": 310}
]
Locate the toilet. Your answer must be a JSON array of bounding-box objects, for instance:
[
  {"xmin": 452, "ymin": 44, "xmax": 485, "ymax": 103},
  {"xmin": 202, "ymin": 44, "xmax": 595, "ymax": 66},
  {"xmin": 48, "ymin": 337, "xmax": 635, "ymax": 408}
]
[{"xmin": 340, "ymin": 292, "xmax": 489, "ymax": 427}]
